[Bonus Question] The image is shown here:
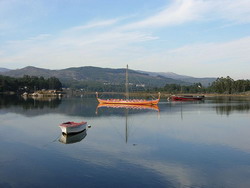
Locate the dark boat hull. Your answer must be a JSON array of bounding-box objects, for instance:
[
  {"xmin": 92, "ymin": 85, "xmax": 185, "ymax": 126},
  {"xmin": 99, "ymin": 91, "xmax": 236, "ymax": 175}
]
[{"xmin": 171, "ymin": 95, "xmax": 205, "ymax": 101}]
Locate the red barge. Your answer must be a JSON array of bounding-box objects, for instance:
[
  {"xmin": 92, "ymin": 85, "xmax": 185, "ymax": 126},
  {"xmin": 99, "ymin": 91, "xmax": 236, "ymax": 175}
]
[{"xmin": 171, "ymin": 95, "xmax": 205, "ymax": 101}]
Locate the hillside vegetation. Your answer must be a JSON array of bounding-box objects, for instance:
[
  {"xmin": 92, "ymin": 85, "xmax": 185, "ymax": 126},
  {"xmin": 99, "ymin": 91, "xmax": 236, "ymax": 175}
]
[
  {"xmin": 0, "ymin": 75, "xmax": 62, "ymax": 93},
  {"xmin": 1, "ymin": 66, "xmax": 188, "ymax": 89}
]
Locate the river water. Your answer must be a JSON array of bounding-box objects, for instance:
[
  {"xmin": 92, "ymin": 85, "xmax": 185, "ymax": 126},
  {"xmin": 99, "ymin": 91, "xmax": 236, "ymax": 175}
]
[{"xmin": 0, "ymin": 95, "xmax": 250, "ymax": 188}]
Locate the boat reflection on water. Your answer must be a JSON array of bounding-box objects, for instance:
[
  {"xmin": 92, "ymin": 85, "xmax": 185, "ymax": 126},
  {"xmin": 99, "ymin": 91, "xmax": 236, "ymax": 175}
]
[
  {"xmin": 96, "ymin": 103, "xmax": 160, "ymax": 114},
  {"xmin": 96, "ymin": 103, "xmax": 160, "ymax": 144},
  {"xmin": 59, "ymin": 130, "xmax": 87, "ymax": 144}
]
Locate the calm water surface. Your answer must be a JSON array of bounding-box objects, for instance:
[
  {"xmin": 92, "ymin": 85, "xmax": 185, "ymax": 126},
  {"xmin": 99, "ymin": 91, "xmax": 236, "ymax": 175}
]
[{"xmin": 1, "ymin": 95, "xmax": 250, "ymax": 188}]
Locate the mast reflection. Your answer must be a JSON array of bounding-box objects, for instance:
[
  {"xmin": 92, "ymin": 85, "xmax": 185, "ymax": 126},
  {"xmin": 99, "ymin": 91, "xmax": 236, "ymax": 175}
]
[{"xmin": 96, "ymin": 103, "xmax": 160, "ymax": 144}]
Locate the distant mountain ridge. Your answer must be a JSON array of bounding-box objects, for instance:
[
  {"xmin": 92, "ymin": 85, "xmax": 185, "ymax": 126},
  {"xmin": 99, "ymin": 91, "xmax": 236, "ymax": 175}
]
[
  {"xmin": 0, "ymin": 66, "xmax": 216, "ymax": 87},
  {"xmin": 138, "ymin": 70, "xmax": 216, "ymax": 87},
  {"xmin": 0, "ymin": 66, "xmax": 188, "ymax": 88},
  {"xmin": 0, "ymin": 68, "xmax": 11, "ymax": 72}
]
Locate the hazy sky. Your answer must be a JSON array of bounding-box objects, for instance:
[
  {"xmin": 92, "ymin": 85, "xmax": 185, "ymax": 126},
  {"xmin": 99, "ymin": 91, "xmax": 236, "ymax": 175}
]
[{"xmin": 0, "ymin": 0, "xmax": 250, "ymax": 79}]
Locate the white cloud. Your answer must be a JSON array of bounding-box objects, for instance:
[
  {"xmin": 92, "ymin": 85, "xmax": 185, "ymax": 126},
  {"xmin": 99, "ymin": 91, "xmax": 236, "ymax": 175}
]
[
  {"xmin": 214, "ymin": 0, "xmax": 250, "ymax": 24},
  {"xmin": 64, "ymin": 19, "xmax": 121, "ymax": 34},
  {"xmin": 0, "ymin": 19, "xmax": 158, "ymax": 69},
  {"xmin": 121, "ymin": 0, "xmax": 250, "ymax": 30},
  {"xmin": 122, "ymin": 0, "xmax": 205, "ymax": 29},
  {"xmin": 1, "ymin": 24, "xmax": 250, "ymax": 79},
  {"xmin": 135, "ymin": 36, "xmax": 250, "ymax": 79},
  {"xmin": 1, "ymin": 0, "xmax": 250, "ymax": 79}
]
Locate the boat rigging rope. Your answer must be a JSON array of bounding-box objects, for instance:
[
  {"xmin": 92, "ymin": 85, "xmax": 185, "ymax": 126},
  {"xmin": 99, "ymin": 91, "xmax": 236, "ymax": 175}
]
[
  {"xmin": 43, "ymin": 133, "xmax": 61, "ymax": 147},
  {"xmin": 133, "ymin": 74, "xmax": 157, "ymax": 99}
]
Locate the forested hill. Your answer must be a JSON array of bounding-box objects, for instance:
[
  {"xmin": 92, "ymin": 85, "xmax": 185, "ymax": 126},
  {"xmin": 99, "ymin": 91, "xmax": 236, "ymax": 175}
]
[
  {"xmin": 0, "ymin": 66, "xmax": 188, "ymax": 88},
  {"xmin": 137, "ymin": 70, "xmax": 216, "ymax": 87},
  {"xmin": 0, "ymin": 68, "xmax": 10, "ymax": 72}
]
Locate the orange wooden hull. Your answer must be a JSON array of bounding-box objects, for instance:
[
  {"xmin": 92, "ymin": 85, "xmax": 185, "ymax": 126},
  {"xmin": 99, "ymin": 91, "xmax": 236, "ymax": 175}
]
[{"xmin": 97, "ymin": 98, "xmax": 160, "ymax": 105}]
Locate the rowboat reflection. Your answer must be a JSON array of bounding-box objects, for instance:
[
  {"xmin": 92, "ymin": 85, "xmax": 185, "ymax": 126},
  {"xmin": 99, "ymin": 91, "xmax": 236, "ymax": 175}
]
[{"xmin": 59, "ymin": 130, "xmax": 87, "ymax": 144}]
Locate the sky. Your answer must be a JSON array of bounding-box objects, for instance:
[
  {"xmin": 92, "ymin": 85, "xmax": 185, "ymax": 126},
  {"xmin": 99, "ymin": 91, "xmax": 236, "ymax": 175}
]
[{"xmin": 0, "ymin": 0, "xmax": 250, "ymax": 79}]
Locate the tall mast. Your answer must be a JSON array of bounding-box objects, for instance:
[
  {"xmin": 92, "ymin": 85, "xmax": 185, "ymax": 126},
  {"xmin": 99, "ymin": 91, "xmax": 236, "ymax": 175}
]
[
  {"xmin": 125, "ymin": 65, "xmax": 129, "ymax": 143},
  {"xmin": 125, "ymin": 64, "xmax": 129, "ymax": 99}
]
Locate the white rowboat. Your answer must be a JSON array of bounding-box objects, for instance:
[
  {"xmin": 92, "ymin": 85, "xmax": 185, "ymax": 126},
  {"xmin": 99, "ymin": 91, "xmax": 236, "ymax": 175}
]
[{"xmin": 59, "ymin": 121, "xmax": 87, "ymax": 134}]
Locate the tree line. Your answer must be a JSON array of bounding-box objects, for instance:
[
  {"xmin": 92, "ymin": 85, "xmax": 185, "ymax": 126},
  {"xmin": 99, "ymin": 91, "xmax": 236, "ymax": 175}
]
[
  {"xmin": 160, "ymin": 76, "xmax": 250, "ymax": 94},
  {"xmin": 1, "ymin": 75, "xmax": 250, "ymax": 94},
  {"xmin": 59, "ymin": 76, "xmax": 250, "ymax": 94},
  {"xmin": 0, "ymin": 75, "xmax": 62, "ymax": 93},
  {"xmin": 208, "ymin": 76, "xmax": 250, "ymax": 94}
]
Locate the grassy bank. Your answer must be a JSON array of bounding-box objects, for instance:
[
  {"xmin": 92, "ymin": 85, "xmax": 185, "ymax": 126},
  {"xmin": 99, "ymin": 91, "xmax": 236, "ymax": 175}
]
[{"xmin": 85, "ymin": 91, "xmax": 250, "ymax": 98}]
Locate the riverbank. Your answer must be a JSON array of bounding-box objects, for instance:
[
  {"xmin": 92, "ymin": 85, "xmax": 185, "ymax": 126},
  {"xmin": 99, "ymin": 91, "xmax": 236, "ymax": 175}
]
[
  {"xmin": 2, "ymin": 90, "xmax": 250, "ymax": 98},
  {"xmin": 69, "ymin": 91, "xmax": 250, "ymax": 98},
  {"xmin": 22, "ymin": 90, "xmax": 63, "ymax": 97}
]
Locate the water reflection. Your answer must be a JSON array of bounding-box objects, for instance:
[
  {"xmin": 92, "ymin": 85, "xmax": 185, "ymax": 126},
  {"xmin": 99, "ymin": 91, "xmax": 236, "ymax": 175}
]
[
  {"xmin": 96, "ymin": 103, "xmax": 159, "ymax": 111},
  {"xmin": 95, "ymin": 103, "xmax": 160, "ymax": 144},
  {"xmin": 1, "ymin": 96, "xmax": 250, "ymax": 187},
  {"xmin": 96, "ymin": 103, "xmax": 159, "ymax": 116},
  {"xmin": 167, "ymin": 97, "xmax": 250, "ymax": 117},
  {"xmin": 210, "ymin": 97, "xmax": 250, "ymax": 115},
  {"xmin": 0, "ymin": 95, "xmax": 163, "ymax": 117},
  {"xmin": 206, "ymin": 96, "xmax": 250, "ymax": 104},
  {"xmin": 215, "ymin": 103, "xmax": 250, "ymax": 115},
  {"xmin": 1, "ymin": 95, "xmax": 250, "ymax": 118},
  {"xmin": 169, "ymin": 97, "xmax": 250, "ymax": 116},
  {"xmin": 0, "ymin": 95, "xmax": 62, "ymax": 117},
  {"xmin": 0, "ymin": 95, "xmax": 61, "ymax": 109}
]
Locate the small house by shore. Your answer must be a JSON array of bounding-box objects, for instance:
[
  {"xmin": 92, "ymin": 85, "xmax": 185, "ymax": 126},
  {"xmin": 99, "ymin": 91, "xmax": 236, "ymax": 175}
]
[{"xmin": 22, "ymin": 90, "xmax": 63, "ymax": 97}]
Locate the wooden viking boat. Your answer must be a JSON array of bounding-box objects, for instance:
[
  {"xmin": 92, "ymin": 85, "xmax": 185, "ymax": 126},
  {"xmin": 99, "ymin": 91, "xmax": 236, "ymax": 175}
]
[
  {"xmin": 96, "ymin": 92, "xmax": 160, "ymax": 105},
  {"xmin": 96, "ymin": 65, "xmax": 160, "ymax": 105}
]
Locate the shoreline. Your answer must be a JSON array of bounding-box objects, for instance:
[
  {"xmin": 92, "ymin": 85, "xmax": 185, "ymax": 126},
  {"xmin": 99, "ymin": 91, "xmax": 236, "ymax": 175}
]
[
  {"xmin": 1, "ymin": 91, "xmax": 250, "ymax": 98},
  {"xmin": 80, "ymin": 91, "xmax": 250, "ymax": 98}
]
